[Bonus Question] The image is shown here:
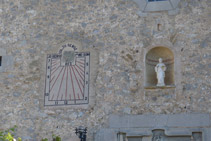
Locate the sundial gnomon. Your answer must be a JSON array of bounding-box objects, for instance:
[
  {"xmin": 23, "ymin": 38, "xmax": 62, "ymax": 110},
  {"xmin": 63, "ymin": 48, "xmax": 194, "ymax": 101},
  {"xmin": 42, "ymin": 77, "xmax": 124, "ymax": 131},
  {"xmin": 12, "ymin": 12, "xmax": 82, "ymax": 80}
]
[{"xmin": 44, "ymin": 44, "xmax": 90, "ymax": 106}]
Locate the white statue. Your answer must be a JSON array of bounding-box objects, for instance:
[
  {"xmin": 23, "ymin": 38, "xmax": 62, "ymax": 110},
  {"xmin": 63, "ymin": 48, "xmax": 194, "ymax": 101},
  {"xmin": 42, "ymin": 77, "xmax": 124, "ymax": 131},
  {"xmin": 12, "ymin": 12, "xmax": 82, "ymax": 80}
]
[{"xmin": 155, "ymin": 58, "xmax": 167, "ymax": 86}]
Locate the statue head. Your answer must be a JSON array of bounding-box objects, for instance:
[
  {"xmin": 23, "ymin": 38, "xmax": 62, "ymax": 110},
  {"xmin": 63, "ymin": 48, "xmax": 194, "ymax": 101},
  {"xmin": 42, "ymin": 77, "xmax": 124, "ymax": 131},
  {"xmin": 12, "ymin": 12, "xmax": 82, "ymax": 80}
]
[{"xmin": 159, "ymin": 58, "xmax": 163, "ymax": 63}]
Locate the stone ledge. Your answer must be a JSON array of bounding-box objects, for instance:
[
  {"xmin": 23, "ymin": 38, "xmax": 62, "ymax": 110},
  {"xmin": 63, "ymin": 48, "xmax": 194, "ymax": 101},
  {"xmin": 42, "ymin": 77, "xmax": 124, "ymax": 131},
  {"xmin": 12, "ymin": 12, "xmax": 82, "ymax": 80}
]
[
  {"xmin": 144, "ymin": 85, "xmax": 176, "ymax": 89},
  {"xmin": 109, "ymin": 114, "xmax": 210, "ymax": 128}
]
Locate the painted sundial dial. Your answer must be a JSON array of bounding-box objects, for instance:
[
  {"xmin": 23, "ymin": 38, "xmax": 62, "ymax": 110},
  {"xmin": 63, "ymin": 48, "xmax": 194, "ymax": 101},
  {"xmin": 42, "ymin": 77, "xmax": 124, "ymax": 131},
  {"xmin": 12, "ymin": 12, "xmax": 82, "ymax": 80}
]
[{"xmin": 44, "ymin": 44, "xmax": 90, "ymax": 106}]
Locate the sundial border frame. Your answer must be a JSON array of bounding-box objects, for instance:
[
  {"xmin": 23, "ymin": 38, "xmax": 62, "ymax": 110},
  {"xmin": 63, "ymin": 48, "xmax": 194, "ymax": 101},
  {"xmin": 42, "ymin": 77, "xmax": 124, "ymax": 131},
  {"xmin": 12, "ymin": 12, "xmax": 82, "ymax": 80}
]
[{"xmin": 44, "ymin": 44, "xmax": 90, "ymax": 107}]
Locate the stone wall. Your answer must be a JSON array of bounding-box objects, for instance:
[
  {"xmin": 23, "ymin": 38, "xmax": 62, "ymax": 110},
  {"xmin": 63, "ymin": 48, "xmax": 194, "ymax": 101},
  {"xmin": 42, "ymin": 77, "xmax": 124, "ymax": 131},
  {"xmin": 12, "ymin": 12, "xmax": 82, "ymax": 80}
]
[{"xmin": 0, "ymin": 0, "xmax": 210, "ymax": 140}]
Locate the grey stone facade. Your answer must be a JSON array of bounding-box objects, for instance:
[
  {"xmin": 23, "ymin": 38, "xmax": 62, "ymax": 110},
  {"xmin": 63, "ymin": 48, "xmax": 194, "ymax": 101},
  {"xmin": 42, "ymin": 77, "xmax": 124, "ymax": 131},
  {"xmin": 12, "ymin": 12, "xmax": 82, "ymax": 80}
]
[{"xmin": 0, "ymin": 0, "xmax": 210, "ymax": 140}]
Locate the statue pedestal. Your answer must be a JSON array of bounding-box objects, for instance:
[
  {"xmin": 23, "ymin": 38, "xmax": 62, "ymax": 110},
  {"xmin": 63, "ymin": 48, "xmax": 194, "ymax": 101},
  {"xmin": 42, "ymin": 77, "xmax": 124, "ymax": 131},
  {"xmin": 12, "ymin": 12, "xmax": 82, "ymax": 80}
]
[
  {"xmin": 144, "ymin": 85, "xmax": 175, "ymax": 89},
  {"xmin": 156, "ymin": 83, "xmax": 165, "ymax": 87}
]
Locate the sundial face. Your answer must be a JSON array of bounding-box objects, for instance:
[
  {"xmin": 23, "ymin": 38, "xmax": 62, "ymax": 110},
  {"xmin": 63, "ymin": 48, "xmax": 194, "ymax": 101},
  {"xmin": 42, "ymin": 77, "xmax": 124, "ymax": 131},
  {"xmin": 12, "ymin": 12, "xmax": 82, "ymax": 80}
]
[{"xmin": 44, "ymin": 44, "xmax": 90, "ymax": 106}]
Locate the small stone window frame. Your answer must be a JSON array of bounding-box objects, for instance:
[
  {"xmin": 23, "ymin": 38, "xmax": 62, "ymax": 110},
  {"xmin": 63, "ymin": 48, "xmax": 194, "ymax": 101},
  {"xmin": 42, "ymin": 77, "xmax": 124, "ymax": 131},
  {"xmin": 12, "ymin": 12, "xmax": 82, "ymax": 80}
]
[
  {"xmin": 132, "ymin": 0, "xmax": 181, "ymax": 13},
  {"xmin": 0, "ymin": 49, "xmax": 13, "ymax": 72},
  {"xmin": 0, "ymin": 56, "xmax": 2, "ymax": 66}
]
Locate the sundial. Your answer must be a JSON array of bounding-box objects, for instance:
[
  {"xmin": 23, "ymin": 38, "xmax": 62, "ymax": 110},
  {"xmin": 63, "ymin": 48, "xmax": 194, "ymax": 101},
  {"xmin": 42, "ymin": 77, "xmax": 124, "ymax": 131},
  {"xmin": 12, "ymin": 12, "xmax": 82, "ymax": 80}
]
[{"xmin": 44, "ymin": 44, "xmax": 90, "ymax": 106}]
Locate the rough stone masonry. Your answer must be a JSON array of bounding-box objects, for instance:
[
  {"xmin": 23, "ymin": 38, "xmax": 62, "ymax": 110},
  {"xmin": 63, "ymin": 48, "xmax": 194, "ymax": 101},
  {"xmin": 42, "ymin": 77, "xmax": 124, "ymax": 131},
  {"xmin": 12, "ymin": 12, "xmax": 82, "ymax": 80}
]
[{"xmin": 0, "ymin": 0, "xmax": 210, "ymax": 140}]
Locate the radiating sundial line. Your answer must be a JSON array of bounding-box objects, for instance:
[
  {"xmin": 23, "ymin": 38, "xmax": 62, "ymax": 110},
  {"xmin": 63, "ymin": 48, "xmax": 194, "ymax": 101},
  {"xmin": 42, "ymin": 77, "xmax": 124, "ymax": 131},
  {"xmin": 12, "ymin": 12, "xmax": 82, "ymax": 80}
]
[
  {"xmin": 77, "ymin": 58, "xmax": 85, "ymax": 60},
  {"xmin": 79, "ymin": 64, "xmax": 85, "ymax": 68},
  {"xmin": 73, "ymin": 66, "xmax": 84, "ymax": 81},
  {"xmin": 65, "ymin": 66, "xmax": 69, "ymax": 100},
  {"xmin": 51, "ymin": 61, "xmax": 60, "ymax": 70},
  {"xmin": 77, "ymin": 59, "xmax": 85, "ymax": 63},
  {"xmin": 76, "ymin": 61, "xmax": 85, "ymax": 65},
  {"xmin": 78, "ymin": 70, "xmax": 85, "ymax": 80},
  {"xmin": 50, "ymin": 75, "xmax": 55, "ymax": 83},
  {"xmin": 76, "ymin": 58, "xmax": 84, "ymax": 61},
  {"xmin": 52, "ymin": 60, "xmax": 59, "ymax": 64},
  {"xmin": 51, "ymin": 64, "xmax": 59, "ymax": 69},
  {"xmin": 79, "ymin": 79, "xmax": 84, "ymax": 88},
  {"xmin": 51, "ymin": 66, "xmax": 61, "ymax": 75},
  {"xmin": 75, "ymin": 65, "xmax": 85, "ymax": 76},
  {"xmin": 50, "ymin": 67, "xmax": 64, "ymax": 93},
  {"xmin": 51, "ymin": 66, "xmax": 57, "ymax": 71},
  {"xmin": 51, "ymin": 63, "xmax": 58, "ymax": 66},
  {"xmin": 51, "ymin": 66, "xmax": 59, "ymax": 72},
  {"xmin": 51, "ymin": 63, "xmax": 59, "ymax": 68},
  {"xmin": 71, "ymin": 67, "xmax": 80, "ymax": 100},
  {"xmin": 51, "ymin": 67, "xmax": 63, "ymax": 83},
  {"xmin": 76, "ymin": 60, "xmax": 85, "ymax": 69},
  {"xmin": 50, "ymin": 67, "xmax": 65, "ymax": 101},
  {"xmin": 69, "ymin": 66, "xmax": 76, "ymax": 101},
  {"xmin": 67, "ymin": 67, "xmax": 72, "ymax": 101},
  {"xmin": 72, "ymin": 66, "xmax": 84, "ymax": 98},
  {"xmin": 73, "ymin": 66, "xmax": 85, "ymax": 85},
  {"xmin": 51, "ymin": 60, "xmax": 60, "ymax": 66},
  {"xmin": 51, "ymin": 64, "xmax": 60, "ymax": 71},
  {"xmin": 51, "ymin": 60, "xmax": 57, "ymax": 64},
  {"xmin": 56, "ymin": 67, "xmax": 66, "ymax": 100},
  {"xmin": 75, "ymin": 64, "xmax": 85, "ymax": 74},
  {"xmin": 76, "ymin": 63, "xmax": 85, "ymax": 70}
]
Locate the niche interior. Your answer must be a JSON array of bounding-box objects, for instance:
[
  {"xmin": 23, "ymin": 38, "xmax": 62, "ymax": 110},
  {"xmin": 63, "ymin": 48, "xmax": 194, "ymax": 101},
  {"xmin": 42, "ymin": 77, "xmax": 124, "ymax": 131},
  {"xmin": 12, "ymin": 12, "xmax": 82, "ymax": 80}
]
[{"xmin": 145, "ymin": 47, "xmax": 174, "ymax": 87}]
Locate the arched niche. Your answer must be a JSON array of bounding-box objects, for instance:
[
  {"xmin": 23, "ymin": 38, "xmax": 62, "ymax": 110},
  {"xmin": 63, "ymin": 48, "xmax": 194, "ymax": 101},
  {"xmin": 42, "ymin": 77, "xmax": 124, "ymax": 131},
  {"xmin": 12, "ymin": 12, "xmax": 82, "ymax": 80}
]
[
  {"xmin": 145, "ymin": 47, "xmax": 174, "ymax": 87},
  {"xmin": 60, "ymin": 46, "xmax": 76, "ymax": 66}
]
